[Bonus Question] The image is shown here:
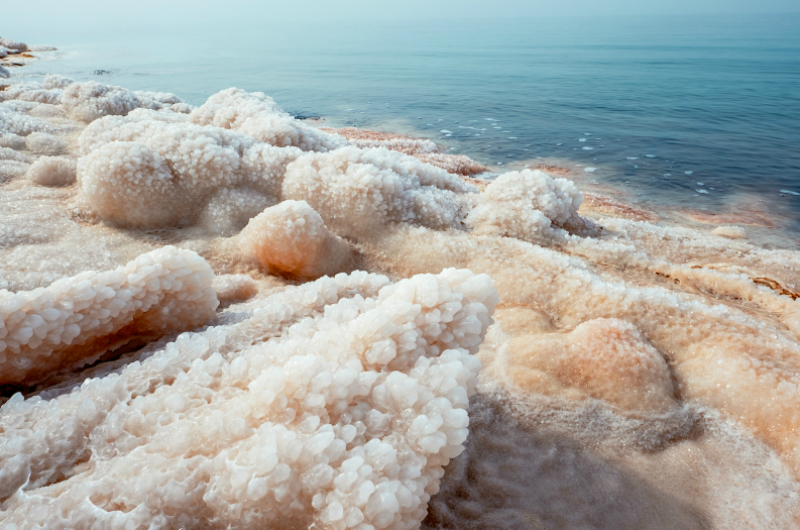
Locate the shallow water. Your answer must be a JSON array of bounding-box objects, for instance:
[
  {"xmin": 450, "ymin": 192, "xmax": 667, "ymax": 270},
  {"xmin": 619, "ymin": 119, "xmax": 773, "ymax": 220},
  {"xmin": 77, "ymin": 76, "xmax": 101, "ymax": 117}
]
[{"xmin": 10, "ymin": 12, "xmax": 800, "ymax": 231}]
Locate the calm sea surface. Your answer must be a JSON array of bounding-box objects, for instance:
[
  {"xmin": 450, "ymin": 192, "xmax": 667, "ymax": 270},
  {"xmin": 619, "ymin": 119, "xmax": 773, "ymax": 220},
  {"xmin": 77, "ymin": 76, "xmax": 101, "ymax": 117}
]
[{"xmin": 10, "ymin": 13, "xmax": 800, "ymax": 227}]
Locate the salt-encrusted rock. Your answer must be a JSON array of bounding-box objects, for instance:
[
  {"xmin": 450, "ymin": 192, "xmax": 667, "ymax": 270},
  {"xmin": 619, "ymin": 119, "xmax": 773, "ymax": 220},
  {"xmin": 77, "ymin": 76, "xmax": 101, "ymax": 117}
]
[
  {"xmin": 0, "ymin": 37, "xmax": 28, "ymax": 52},
  {"xmin": 0, "ymin": 268, "xmax": 497, "ymax": 530},
  {"xmin": 0, "ymin": 246, "xmax": 218, "ymax": 386},
  {"xmin": 0, "ymin": 65, "xmax": 9, "ymax": 79}
]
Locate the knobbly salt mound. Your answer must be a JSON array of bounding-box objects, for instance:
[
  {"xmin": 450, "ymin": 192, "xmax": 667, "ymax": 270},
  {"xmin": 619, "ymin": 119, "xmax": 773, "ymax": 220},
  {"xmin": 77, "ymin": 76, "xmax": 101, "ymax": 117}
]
[
  {"xmin": 189, "ymin": 88, "xmax": 346, "ymax": 152},
  {"xmin": 466, "ymin": 169, "xmax": 597, "ymax": 242},
  {"xmin": 282, "ymin": 147, "xmax": 479, "ymax": 240},
  {"xmin": 0, "ymin": 246, "xmax": 217, "ymax": 386},
  {"xmin": 77, "ymin": 113, "xmax": 302, "ymax": 229},
  {"xmin": 25, "ymin": 131, "xmax": 66, "ymax": 155},
  {"xmin": 239, "ymin": 200, "xmax": 357, "ymax": 279},
  {"xmin": 42, "ymin": 74, "xmax": 74, "ymax": 90},
  {"xmin": 0, "ymin": 133, "xmax": 25, "ymax": 150},
  {"xmin": 0, "ymin": 268, "xmax": 497, "ymax": 530},
  {"xmin": 496, "ymin": 318, "xmax": 678, "ymax": 413},
  {"xmin": 62, "ymin": 81, "xmax": 191, "ymax": 122},
  {"xmin": 26, "ymin": 155, "xmax": 76, "ymax": 186}
]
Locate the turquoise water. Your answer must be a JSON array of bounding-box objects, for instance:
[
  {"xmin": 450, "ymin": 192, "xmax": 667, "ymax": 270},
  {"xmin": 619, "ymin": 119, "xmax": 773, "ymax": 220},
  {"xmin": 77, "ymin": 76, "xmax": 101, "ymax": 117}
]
[{"xmin": 9, "ymin": 13, "xmax": 800, "ymax": 226}]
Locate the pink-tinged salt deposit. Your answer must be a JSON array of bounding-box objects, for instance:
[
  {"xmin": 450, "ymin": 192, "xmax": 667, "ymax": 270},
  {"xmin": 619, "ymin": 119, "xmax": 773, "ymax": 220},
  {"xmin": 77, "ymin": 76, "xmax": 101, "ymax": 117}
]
[{"xmin": 1, "ymin": 72, "xmax": 799, "ymax": 529}]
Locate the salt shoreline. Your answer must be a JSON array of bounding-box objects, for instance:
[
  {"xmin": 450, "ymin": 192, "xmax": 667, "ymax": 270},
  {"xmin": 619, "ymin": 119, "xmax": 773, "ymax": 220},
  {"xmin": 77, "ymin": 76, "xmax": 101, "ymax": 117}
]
[{"xmin": 1, "ymin": 38, "xmax": 799, "ymax": 529}]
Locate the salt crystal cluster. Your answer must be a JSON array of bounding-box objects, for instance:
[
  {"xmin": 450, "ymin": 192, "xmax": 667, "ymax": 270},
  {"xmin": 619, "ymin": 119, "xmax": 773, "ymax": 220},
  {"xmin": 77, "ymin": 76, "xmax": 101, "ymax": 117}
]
[
  {"xmin": 0, "ymin": 246, "xmax": 218, "ymax": 386},
  {"xmin": 0, "ymin": 267, "xmax": 497, "ymax": 530},
  {"xmin": 282, "ymin": 147, "xmax": 479, "ymax": 240},
  {"xmin": 466, "ymin": 169, "xmax": 597, "ymax": 242},
  {"xmin": 239, "ymin": 200, "xmax": 356, "ymax": 279}
]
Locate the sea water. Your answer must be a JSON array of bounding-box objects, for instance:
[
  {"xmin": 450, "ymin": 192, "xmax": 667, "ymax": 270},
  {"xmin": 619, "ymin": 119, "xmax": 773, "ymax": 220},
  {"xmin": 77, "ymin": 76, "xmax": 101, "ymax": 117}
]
[{"xmin": 9, "ymin": 12, "xmax": 800, "ymax": 230}]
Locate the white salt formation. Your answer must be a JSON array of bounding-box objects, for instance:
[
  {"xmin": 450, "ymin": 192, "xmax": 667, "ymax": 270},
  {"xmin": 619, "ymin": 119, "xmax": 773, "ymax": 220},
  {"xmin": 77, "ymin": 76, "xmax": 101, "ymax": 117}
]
[
  {"xmin": 62, "ymin": 81, "xmax": 190, "ymax": 122},
  {"xmin": 712, "ymin": 224, "xmax": 747, "ymax": 239},
  {"xmin": 0, "ymin": 246, "xmax": 218, "ymax": 386},
  {"xmin": 25, "ymin": 131, "xmax": 66, "ymax": 155},
  {"xmin": 26, "ymin": 156, "xmax": 76, "ymax": 186},
  {"xmin": 77, "ymin": 111, "xmax": 302, "ymax": 229},
  {"xmin": 466, "ymin": 169, "xmax": 597, "ymax": 242},
  {"xmin": 2, "ymin": 75, "xmax": 800, "ymax": 528},
  {"xmin": 283, "ymin": 147, "xmax": 478, "ymax": 240},
  {"xmin": 495, "ymin": 318, "xmax": 678, "ymax": 413},
  {"xmin": 319, "ymin": 127, "xmax": 489, "ymax": 177},
  {"xmin": 239, "ymin": 200, "xmax": 357, "ymax": 279},
  {"xmin": 0, "ymin": 268, "xmax": 497, "ymax": 530},
  {"xmin": 189, "ymin": 88, "xmax": 346, "ymax": 152}
]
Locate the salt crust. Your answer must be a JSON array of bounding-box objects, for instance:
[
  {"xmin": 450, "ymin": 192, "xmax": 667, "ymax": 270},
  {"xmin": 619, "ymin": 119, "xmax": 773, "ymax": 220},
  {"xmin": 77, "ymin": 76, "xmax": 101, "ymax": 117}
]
[
  {"xmin": 0, "ymin": 267, "xmax": 497, "ymax": 530},
  {"xmin": 240, "ymin": 200, "xmax": 356, "ymax": 279},
  {"xmin": 2, "ymin": 76, "xmax": 800, "ymax": 526},
  {"xmin": 0, "ymin": 246, "xmax": 218, "ymax": 386},
  {"xmin": 26, "ymin": 156, "xmax": 76, "ymax": 187},
  {"xmin": 188, "ymin": 88, "xmax": 346, "ymax": 152}
]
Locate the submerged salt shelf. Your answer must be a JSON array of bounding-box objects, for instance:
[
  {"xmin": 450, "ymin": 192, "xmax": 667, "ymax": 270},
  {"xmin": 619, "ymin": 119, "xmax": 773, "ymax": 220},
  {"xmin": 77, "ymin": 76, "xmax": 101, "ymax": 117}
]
[{"xmin": 1, "ymin": 65, "xmax": 800, "ymax": 529}]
